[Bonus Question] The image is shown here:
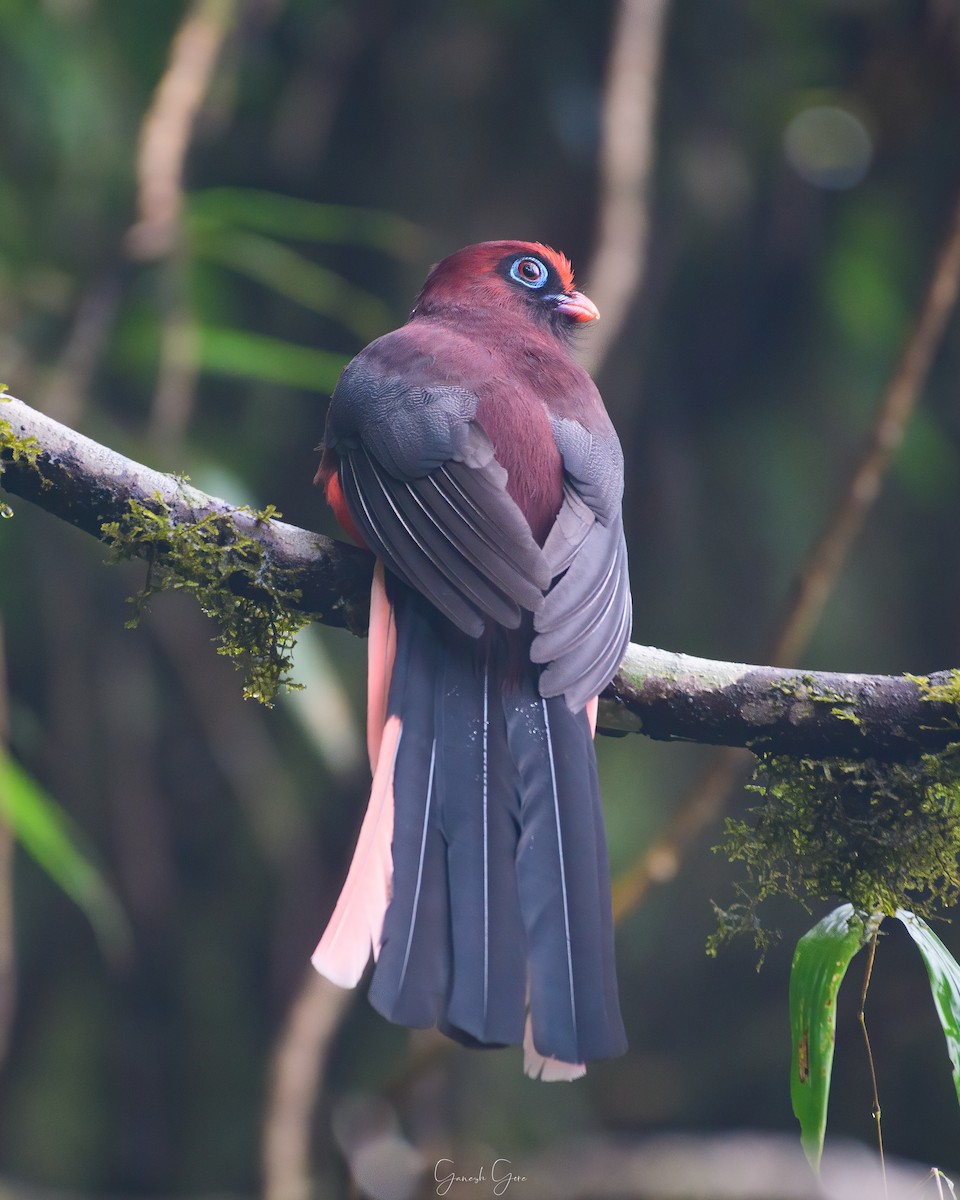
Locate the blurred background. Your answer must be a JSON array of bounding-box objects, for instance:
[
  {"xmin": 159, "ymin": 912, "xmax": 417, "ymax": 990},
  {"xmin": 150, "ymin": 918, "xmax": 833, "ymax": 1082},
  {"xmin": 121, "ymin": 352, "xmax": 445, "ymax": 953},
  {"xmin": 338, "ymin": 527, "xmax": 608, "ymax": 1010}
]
[{"xmin": 2, "ymin": 0, "xmax": 960, "ymax": 1196}]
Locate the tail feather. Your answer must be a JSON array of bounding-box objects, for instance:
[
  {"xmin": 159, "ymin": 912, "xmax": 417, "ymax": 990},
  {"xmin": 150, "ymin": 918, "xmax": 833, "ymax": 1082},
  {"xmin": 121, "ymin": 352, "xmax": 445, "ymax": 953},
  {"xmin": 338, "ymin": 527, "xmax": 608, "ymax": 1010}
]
[
  {"xmin": 585, "ymin": 696, "xmax": 599, "ymax": 738},
  {"xmin": 523, "ymin": 1012, "xmax": 586, "ymax": 1081},
  {"xmin": 591, "ymin": 752, "xmax": 624, "ymax": 1037},
  {"xmin": 311, "ymin": 714, "xmax": 399, "ymax": 987},
  {"xmin": 315, "ymin": 582, "xmax": 625, "ymax": 1074},
  {"xmin": 312, "ymin": 564, "xmax": 398, "ymax": 987},
  {"xmin": 366, "ymin": 562, "xmax": 397, "ymax": 772},
  {"xmin": 507, "ymin": 687, "xmax": 627, "ymax": 1065},
  {"xmin": 437, "ymin": 650, "xmax": 526, "ymax": 1045},
  {"xmin": 368, "ymin": 600, "xmax": 451, "ymax": 1027}
]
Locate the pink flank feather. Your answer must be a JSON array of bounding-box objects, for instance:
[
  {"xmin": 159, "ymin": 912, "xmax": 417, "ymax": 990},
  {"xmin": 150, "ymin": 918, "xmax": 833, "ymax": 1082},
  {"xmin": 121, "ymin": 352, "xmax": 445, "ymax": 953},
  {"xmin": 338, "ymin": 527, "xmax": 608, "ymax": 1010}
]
[
  {"xmin": 585, "ymin": 696, "xmax": 599, "ymax": 739},
  {"xmin": 366, "ymin": 563, "xmax": 397, "ymax": 772},
  {"xmin": 312, "ymin": 570, "xmax": 399, "ymax": 989}
]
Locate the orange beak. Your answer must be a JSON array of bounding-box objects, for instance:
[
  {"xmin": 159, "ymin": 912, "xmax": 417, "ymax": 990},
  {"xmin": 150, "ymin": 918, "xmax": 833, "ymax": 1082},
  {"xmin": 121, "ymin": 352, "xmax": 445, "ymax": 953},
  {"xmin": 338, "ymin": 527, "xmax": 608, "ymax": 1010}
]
[{"xmin": 554, "ymin": 290, "xmax": 600, "ymax": 323}]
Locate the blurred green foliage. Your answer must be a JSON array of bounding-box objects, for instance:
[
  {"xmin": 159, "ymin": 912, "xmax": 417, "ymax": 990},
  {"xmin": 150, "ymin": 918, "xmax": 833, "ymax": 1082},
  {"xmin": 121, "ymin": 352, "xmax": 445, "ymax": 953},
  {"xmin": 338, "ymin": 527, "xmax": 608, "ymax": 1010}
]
[
  {"xmin": 0, "ymin": 749, "xmax": 129, "ymax": 962},
  {"xmin": 1, "ymin": 0, "xmax": 960, "ymax": 1194}
]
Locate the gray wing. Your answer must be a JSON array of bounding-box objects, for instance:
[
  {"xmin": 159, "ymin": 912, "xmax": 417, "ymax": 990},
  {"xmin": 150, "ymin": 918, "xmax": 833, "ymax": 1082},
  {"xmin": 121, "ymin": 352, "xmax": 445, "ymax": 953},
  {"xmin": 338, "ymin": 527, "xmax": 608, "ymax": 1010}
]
[
  {"xmin": 531, "ymin": 416, "xmax": 632, "ymax": 712},
  {"xmin": 328, "ymin": 360, "xmax": 552, "ymax": 637}
]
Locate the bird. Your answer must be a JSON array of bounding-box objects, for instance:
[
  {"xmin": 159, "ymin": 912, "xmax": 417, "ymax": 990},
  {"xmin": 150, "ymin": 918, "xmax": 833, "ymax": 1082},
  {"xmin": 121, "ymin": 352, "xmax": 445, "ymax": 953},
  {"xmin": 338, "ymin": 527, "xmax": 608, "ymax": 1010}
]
[{"xmin": 311, "ymin": 240, "xmax": 631, "ymax": 1079}]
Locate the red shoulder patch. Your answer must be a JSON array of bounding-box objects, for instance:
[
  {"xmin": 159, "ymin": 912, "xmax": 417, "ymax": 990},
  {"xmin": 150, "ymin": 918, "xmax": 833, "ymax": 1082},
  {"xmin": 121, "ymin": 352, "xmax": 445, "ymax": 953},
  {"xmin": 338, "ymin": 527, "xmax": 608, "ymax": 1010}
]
[{"xmin": 325, "ymin": 469, "xmax": 366, "ymax": 548}]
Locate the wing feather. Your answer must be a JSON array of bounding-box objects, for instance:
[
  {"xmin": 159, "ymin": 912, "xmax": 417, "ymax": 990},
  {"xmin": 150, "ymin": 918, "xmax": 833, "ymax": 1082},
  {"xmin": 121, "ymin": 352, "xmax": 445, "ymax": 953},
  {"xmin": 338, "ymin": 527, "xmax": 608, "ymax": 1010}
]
[
  {"xmin": 342, "ymin": 445, "xmax": 551, "ymax": 633},
  {"xmin": 342, "ymin": 450, "xmax": 487, "ymax": 634},
  {"xmin": 325, "ymin": 345, "xmax": 630, "ymax": 702},
  {"xmin": 523, "ymin": 414, "xmax": 631, "ymax": 709},
  {"xmin": 326, "ymin": 361, "xmax": 553, "ymax": 634}
]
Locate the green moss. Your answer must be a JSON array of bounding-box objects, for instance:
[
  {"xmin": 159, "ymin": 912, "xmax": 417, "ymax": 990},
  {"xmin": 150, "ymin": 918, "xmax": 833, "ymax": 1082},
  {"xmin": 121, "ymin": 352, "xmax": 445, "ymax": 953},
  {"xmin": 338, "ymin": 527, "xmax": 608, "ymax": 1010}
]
[
  {"xmin": 829, "ymin": 705, "xmax": 862, "ymax": 726},
  {"xmin": 102, "ymin": 496, "xmax": 311, "ymax": 705},
  {"xmin": 783, "ymin": 677, "xmax": 858, "ymax": 709},
  {"xmin": 710, "ymin": 747, "xmax": 960, "ymax": 956},
  {"xmin": 0, "ymin": 395, "xmax": 45, "ymax": 518},
  {"xmin": 915, "ymin": 669, "xmax": 960, "ymax": 718}
]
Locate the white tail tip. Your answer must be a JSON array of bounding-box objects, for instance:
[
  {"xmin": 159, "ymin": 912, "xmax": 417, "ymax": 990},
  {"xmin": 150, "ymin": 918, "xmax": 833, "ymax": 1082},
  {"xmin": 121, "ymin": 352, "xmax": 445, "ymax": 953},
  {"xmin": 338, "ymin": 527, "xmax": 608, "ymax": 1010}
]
[{"xmin": 523, "ymin": 1013, "xmax": 586, "ymax": 1081}]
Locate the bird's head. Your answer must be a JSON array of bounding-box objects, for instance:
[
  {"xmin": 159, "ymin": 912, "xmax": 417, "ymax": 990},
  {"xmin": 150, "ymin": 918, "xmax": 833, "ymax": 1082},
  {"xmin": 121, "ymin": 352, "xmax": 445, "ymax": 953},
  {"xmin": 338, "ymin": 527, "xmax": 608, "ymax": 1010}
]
[{"xmin": 411, "ymin": 241, "xmax": 599, "ymax": 336}]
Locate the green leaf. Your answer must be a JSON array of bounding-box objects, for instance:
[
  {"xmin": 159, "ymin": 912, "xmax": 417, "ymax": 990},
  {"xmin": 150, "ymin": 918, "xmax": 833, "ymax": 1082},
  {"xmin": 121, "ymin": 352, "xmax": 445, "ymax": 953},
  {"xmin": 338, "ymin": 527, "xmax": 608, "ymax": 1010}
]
[
  {"xmin": 190, "ymin": 225, "xmax": 394, "ymax": 342},
  {"xmin": 195, "ymin": 326, "xmax": 346, "ymax": 392},
  {"xmin": 897, "ymin": 909, "xmax": 960, "ymax": 1110},
  {"xmin": 790, "ymin": 903, "xmax": 873, "ymax": 1171},
  {"xmin": 187, "ymin": 189, "xmax": 427, "ymax": 259},
  {"xmin": 0, "ymin": 750, "xmax": 131, "ymax": 962}
]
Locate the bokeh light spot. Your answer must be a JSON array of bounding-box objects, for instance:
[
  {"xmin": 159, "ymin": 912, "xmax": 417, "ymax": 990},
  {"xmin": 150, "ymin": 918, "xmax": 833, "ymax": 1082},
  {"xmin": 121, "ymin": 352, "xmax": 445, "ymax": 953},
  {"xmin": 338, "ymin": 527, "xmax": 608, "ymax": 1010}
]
[{"xmin": 783, "ymin": 105, "xmax": 873, "ymax": 190}]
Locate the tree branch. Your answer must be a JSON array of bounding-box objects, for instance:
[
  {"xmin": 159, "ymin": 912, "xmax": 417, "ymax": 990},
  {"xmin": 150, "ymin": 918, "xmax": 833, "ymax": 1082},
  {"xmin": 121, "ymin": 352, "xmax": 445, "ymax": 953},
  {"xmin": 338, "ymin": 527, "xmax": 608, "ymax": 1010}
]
[
  {"xmin": 0, "ymin": 395, "xmax": 373, "ymax": 635},
  {"xmin": 3, "ymin": 395, "xmax": 958, "ymax": 759},
  {"xmin": 612, "ymin": 644, "xmax": 958, "ymax": 757}
]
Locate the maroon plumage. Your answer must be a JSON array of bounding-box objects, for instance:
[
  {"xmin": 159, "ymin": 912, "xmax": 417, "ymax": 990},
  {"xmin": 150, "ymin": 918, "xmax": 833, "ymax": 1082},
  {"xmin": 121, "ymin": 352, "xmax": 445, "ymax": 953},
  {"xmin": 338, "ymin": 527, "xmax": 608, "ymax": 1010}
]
[{"xmin": 312, "ymin": 242, "xmax": 630, "ymax": 1077}]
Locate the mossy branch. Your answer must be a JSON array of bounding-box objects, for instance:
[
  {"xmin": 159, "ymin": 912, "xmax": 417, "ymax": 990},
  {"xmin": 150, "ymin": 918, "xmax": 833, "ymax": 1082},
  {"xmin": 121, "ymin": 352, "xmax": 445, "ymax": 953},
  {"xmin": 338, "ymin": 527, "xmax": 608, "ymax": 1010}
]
[
  {"xmin": 0, "ymin": 394, "xmax": 373, "ymax": 634},
  {"xmin": 3, "ymin": 394, "xmax": 960, "ymax": 752},
  {"xmin": 611, "ymin": 646, "xmax": 960, "ymax": 758}
]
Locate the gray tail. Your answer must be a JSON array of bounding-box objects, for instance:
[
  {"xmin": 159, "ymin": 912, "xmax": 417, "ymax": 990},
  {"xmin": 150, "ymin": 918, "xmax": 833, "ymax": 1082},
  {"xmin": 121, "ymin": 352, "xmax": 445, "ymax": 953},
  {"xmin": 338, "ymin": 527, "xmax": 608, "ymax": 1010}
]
[{"xmin": 368, "ymin": 589, "xmax": 626, "ymax": 1065}]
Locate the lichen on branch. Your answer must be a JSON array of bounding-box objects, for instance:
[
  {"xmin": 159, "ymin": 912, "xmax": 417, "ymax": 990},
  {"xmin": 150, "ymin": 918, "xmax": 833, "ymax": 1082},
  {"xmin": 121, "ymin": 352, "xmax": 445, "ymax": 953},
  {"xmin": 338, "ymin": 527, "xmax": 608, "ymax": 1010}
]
[{"xmin": 102, "ymin": 496, "xmax": 311, "ymax": 704}]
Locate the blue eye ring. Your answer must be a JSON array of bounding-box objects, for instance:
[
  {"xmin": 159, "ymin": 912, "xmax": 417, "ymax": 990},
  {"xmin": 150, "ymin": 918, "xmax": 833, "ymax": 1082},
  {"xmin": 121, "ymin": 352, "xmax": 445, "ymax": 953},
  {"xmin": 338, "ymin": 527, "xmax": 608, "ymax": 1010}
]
[{"xmin": 510, "ymin": 256, "xmax": 549, "ymax": 289}]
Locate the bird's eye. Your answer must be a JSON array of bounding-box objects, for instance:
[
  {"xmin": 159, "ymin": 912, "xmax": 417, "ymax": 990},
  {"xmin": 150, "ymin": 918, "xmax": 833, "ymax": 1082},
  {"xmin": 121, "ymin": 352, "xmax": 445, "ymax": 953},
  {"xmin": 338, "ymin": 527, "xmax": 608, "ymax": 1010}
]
[{"xmin": 509, "ymin": 256, "xmax": 549, "ymax": 289}]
